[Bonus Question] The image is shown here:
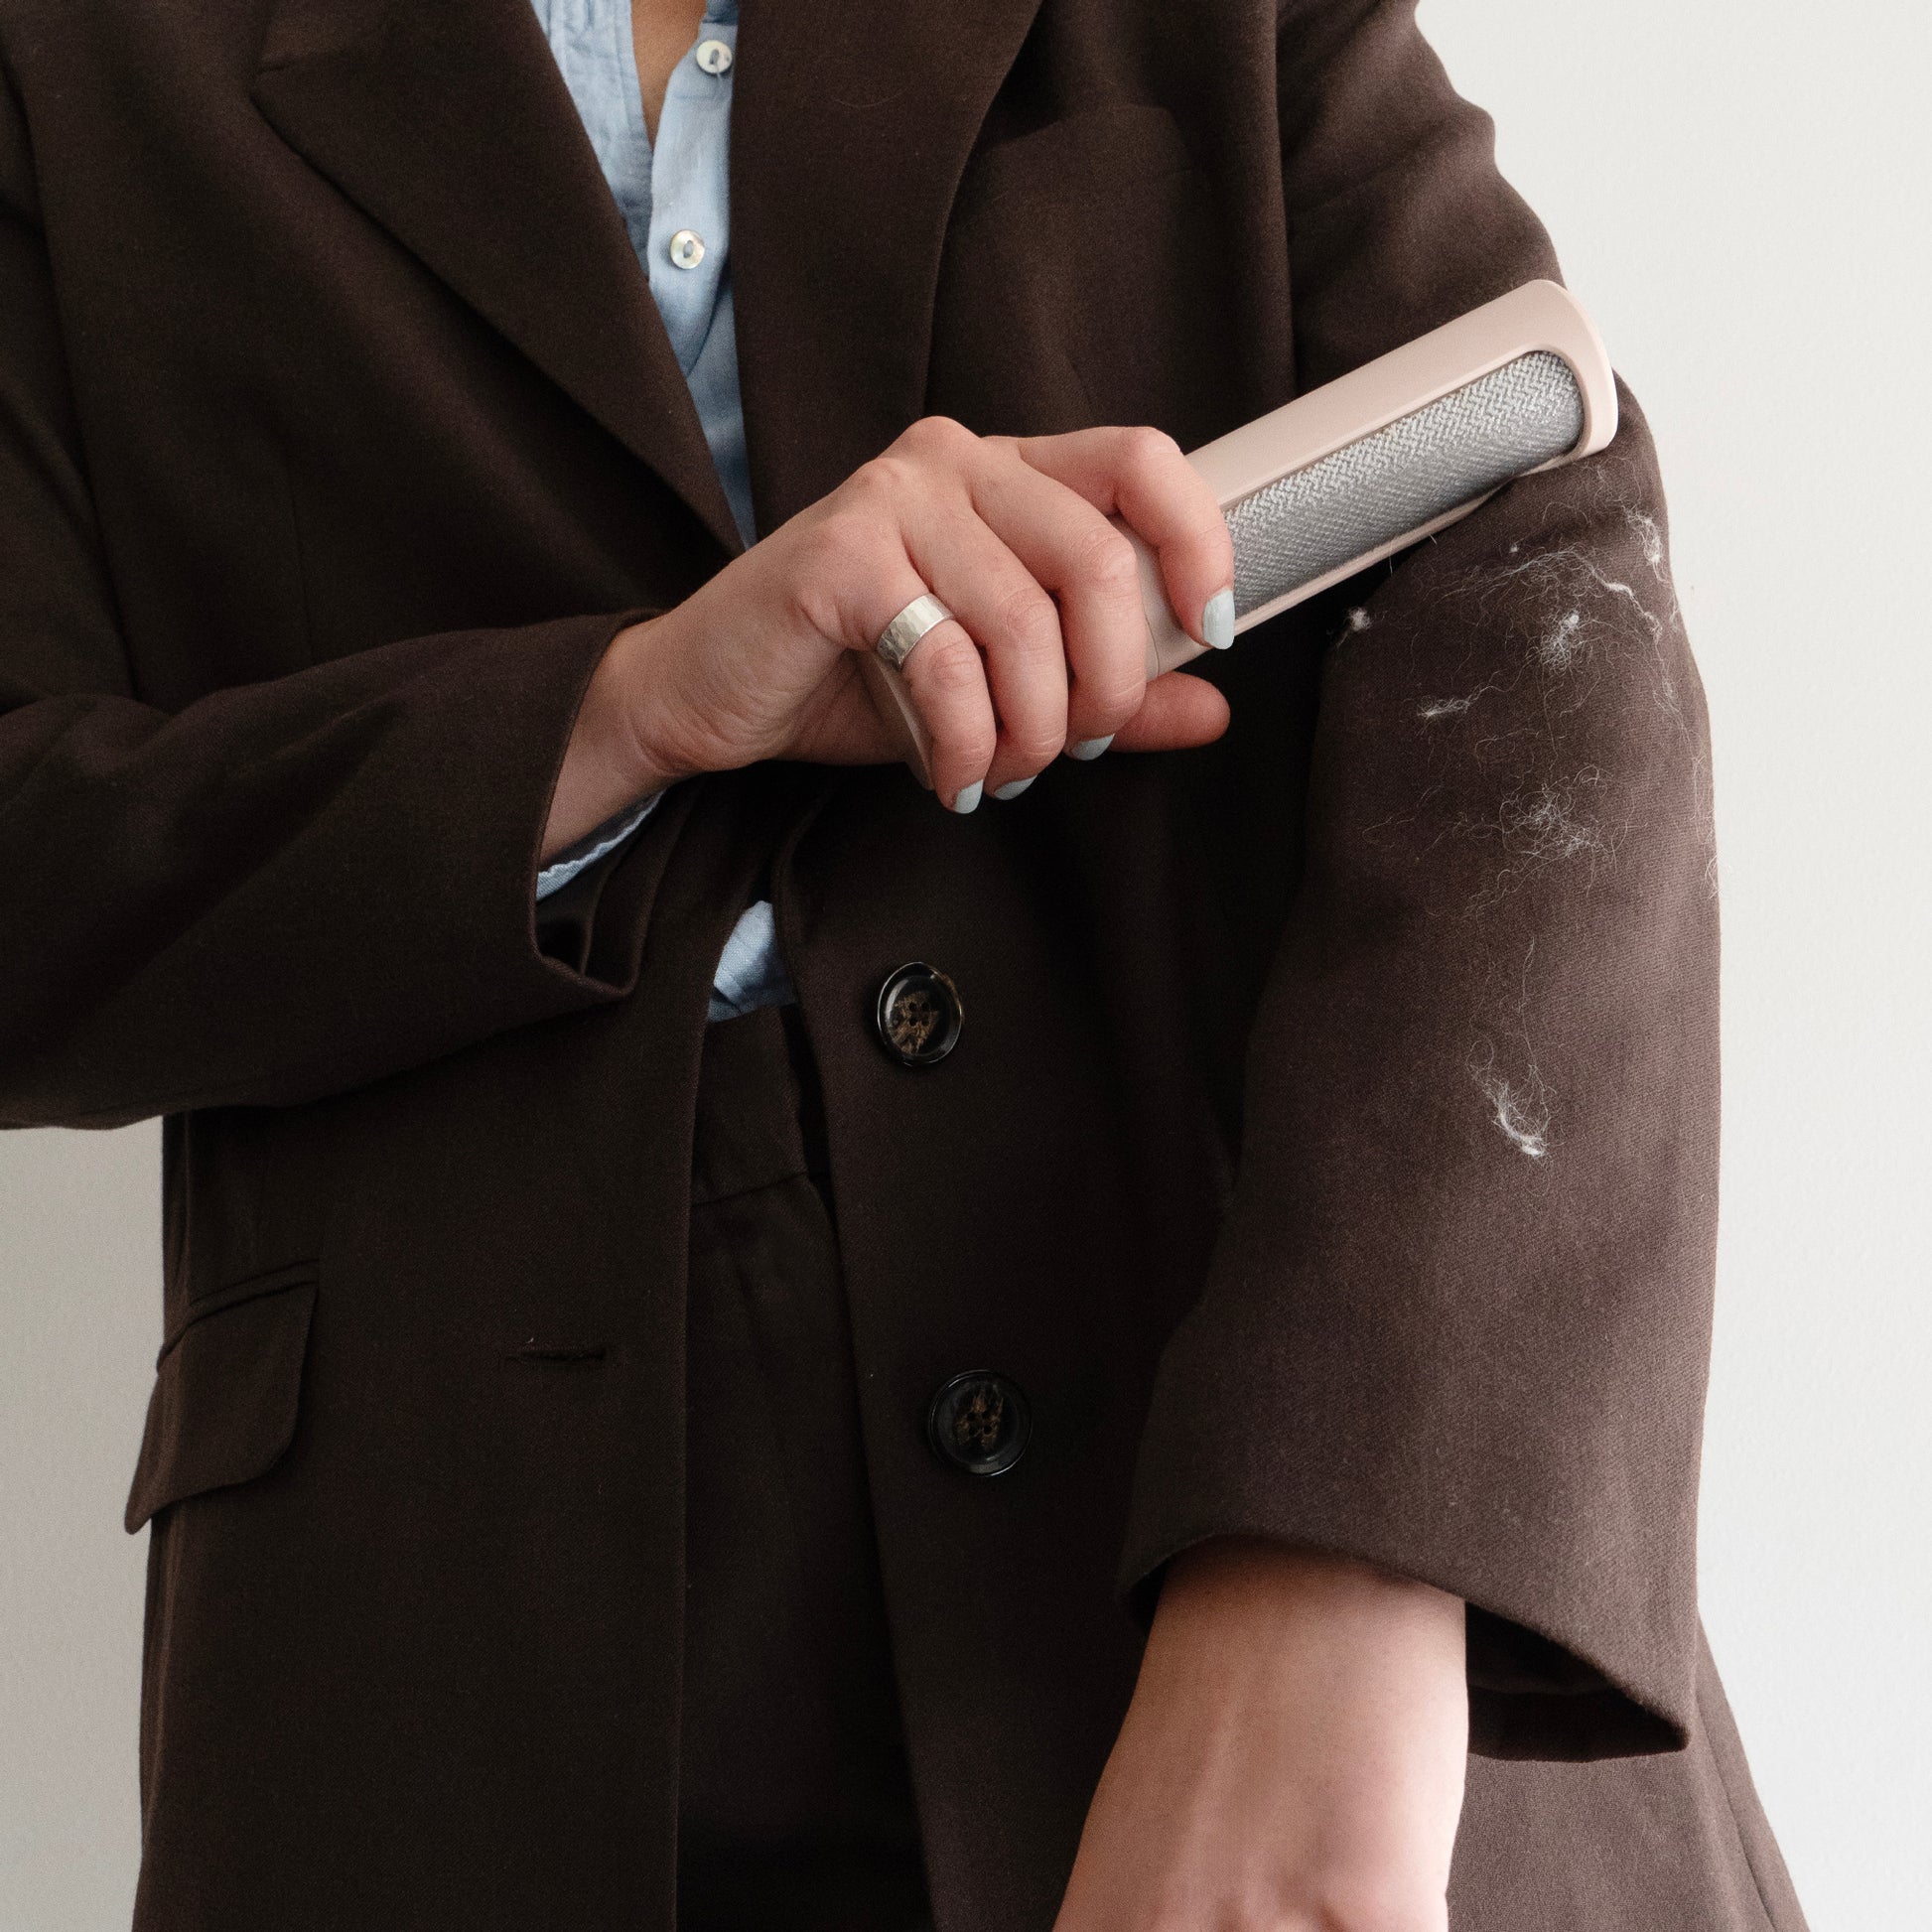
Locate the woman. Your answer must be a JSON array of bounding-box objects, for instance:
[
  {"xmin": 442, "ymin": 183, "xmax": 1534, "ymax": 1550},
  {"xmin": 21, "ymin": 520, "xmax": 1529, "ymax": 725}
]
[{"xmin": 0, "ymin": 0, "xmax": 1803, "ymax": 1926}]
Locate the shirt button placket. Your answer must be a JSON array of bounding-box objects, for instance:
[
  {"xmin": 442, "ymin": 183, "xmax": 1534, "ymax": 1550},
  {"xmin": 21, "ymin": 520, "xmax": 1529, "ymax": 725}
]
[{"xmin": 664, "ymin": 28, "xmax": 729, "ymax": 277}]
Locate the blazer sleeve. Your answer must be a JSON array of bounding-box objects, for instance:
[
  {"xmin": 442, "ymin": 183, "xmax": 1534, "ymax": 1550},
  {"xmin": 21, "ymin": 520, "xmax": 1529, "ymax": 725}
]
[
  {"xmin": 1119, "ymin": 0, "xmax": 1720, "ymax": 1761},
  {"xmin": 534, "ymin": 794, "xmax": 666, "ymax": 900},
  {"xmin": 0, "ymin": 67, "xmax": 667, "ymax": 1131}
]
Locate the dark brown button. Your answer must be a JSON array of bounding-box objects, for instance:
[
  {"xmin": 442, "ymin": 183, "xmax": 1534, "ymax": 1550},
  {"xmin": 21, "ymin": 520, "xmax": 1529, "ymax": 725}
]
[
  {"xmin": 926, "ymin": 1371, "xmax": 1030, "ymax": 1477},
  {"xmin": 875, "ymin": 962, "xmax": 962, "ymax": 1067}
]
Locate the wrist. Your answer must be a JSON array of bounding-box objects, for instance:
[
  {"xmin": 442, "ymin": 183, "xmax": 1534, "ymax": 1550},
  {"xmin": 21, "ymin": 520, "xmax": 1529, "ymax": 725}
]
[
  {"xmin": 1152, "ymin": 1538, "xmax": 1465, "ymax": 1684},
  {"xmin": 1056, "ymin": 1539, "xmax": 1468, "ymax": 1932},
  {"xmin": 543, "ymin": 616, "xmax": 679, "ymax": 862}
]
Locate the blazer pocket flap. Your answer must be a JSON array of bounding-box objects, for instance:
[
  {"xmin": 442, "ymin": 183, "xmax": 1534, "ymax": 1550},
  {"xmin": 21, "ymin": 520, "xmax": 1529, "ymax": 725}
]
[{"xmin": 125, "ymin": 1273, "xmax": 317, "ymax": 1532}]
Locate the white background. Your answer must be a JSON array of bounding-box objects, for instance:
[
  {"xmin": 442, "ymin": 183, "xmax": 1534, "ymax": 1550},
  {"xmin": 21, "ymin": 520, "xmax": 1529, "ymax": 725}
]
[
  {"xmin": 3, "ymin": 1, "xmax": 1927, "ymax": 1924},
  {"xmin": 1415, "ymin": 1, "xmax": 1931, "ymax": 1924}
]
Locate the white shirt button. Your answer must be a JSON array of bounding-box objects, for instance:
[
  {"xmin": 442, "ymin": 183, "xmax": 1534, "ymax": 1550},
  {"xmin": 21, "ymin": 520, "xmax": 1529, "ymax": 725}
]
[
  {"xmin": 668, "ymin": 228, "xmax": 706, "ymax": 270},
  {"xmin": 694, "ymin": 38, "xmax": 733, "ymax": 74}
]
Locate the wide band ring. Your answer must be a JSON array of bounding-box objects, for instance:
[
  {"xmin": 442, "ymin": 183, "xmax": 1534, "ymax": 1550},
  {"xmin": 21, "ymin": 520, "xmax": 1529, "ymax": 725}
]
[{"xmin": 874, "ymin": 592, "xmax": 955, "ymax": 671}]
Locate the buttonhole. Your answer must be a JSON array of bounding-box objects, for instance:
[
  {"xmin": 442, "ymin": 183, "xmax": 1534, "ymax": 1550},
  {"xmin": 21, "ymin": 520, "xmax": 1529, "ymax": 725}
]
[{"xmin": 505, "ymin": 1341, "xmax": 608, "ymax": 1368}]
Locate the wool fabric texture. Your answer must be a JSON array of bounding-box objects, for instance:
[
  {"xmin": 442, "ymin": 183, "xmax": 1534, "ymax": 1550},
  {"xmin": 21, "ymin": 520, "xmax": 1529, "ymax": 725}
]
[{"xmin": 0, "ymin": 0, "xmax": 1803, "ymax": 1926}]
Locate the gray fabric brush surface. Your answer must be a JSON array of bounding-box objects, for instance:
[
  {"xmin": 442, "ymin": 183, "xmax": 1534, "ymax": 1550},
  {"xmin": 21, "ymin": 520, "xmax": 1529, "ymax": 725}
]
[{"xmin": 1227, "ymin": 349, "xmax": 1587, "ymax": 616}]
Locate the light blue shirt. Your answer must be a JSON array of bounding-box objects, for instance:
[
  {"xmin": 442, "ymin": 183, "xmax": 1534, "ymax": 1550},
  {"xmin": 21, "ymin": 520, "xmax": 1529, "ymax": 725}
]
[{"xmin": 529, "ymin": 0, "xmax": 795, "ymax": 1022}]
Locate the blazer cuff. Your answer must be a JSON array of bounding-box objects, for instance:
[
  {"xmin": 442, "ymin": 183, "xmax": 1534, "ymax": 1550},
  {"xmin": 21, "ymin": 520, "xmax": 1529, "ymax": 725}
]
[
  {"xmin": 1115, "ymin": 1324, "xmax": 1695, "ymax": 1762},
  {"xmin": 535, "ymin": 791, "xmax": 667, "ymax": 900}
]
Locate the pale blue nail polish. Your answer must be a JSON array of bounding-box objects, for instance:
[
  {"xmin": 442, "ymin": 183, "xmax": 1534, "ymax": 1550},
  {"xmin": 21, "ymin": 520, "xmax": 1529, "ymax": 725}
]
[
  {"xmin": 950, "ymin": 780, "xmax": 983, "ymax": 814},
  {"xmin": 992, "ymin": 776, "xmax": 1035, "ymax": 800},
  {"xmin": 1067, "ymin": 735, "xmax": 1113, "ymax": 761},
  {"xmin": 1203, "ymin": 586, "xmax": 1235, "ymax": 650}
]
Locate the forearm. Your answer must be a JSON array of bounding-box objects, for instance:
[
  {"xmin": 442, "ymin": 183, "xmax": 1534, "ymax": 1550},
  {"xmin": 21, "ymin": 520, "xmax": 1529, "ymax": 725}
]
[
  {"xmin": 542, "ymin": 614, "xmax": 670, "ymax": 860},
  {"xmin": 1057, "ymin": 1539, "xmax": 1467, "ymax": 1932},
  {"xmin": 1154, "ymin": 1539, "xmax": 1466, "ymax": 1701}
]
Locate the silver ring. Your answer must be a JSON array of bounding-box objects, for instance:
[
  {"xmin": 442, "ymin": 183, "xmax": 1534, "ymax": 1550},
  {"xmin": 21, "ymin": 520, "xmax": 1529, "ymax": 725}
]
[{"xmin": 874, "ymin": 593, "xmax": 955, "ymax": 671}]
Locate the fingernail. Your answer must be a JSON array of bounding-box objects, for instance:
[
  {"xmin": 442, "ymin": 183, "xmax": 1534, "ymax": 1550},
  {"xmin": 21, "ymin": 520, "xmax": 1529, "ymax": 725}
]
[
  {"xmin": 992, "ymin": 776, "xmax": 1035, "ymax": 800},
  {"xmin": 1067, "ymin": 735, "xmax": 1113, "ymax": 761},
  {"xmin": 950, "ymin": 780, "xmax": 983, "ymax": 814},
  {"xmin": 1203, "ymin": 586, "xmax": 1235, "ymax": 650}
]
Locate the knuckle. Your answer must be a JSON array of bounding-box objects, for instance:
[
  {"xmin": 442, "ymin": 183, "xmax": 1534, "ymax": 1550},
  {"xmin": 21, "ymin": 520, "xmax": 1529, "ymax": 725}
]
[
  {"xmin": 1119, "ymin": 422, "xmax": 1182, "ymax": 482},
  {"xmin": 1079, "ymin": 680, "xmax": 1145, "ymax": 737},
  {"xmin": 1208, "ymin": 1910, "xmax": 1273, "ymax": 1932},
  {"xmin": 1085, "ymin": 621, "xmax": 1152, "ymax": 692},
  {"xmin": 1009, "ymin": 724, "xmax": 1064, "ymax": 770},
  {"xmin": 992, "ymin": 582, "xmax": 1061, "ymax": 653},
  {"xmin": 1142, "ymin": 1905, "xmax": 1209, "ymax": 1932},
  {"xmin": 1309, "ymin": 1876, "xmax": 1447, "ymax": 1932},
  {"xmin": 897, "ymin": 413, "xmax": 977, "ymax": 465},
  {"xmin": 1001, "ymin": 695, "xmax": 1066, "ymax": 760},
  {"xmin": 1074, "ymin": 521, "xmax": 1141, "ymax": 595},
  {"xmin": 915, "ymin": 632, "xmax": 985, "ymax": 699},
  {"xmin": 847, "ymin": 453, "xmax": 913, "ymax": 510},
  {"xmin": 935, "ymin": 710, "xmax": 998, "ymax": 774},
  {"xmin": 801, "ymin": 505, "xmax": 878, "ymax": 584},
  {"xmin": 1079, "ymin": 641, "xmax": 1150, "ymax": 721}
]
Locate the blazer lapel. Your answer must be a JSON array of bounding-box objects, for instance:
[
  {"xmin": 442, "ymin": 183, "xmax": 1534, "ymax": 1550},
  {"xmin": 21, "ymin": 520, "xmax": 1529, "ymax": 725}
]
[
  {"xmin": 729, "ymin": 0, "xmax": 1046, "ymax": 529},
  {"xmin": 252, "ymin": 0, "xmax": 747, "ymax": 559}
]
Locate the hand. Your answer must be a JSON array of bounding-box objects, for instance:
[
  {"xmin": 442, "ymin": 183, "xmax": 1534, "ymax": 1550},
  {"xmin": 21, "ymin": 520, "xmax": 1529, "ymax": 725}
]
[
  {"xmin": 1054, "ymin": 1540, "xmax": 1468, "ymax": 1932},
  {"xmin": 543, "ymin": 416, "xmax": 1234, "ymax": 852}
]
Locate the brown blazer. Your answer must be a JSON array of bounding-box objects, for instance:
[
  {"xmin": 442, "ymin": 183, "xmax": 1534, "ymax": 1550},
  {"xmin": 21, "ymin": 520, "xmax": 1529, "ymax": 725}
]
[{"xmin": 0, "ymin": 0, "xmax": 1805, "ymax": 1925}]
